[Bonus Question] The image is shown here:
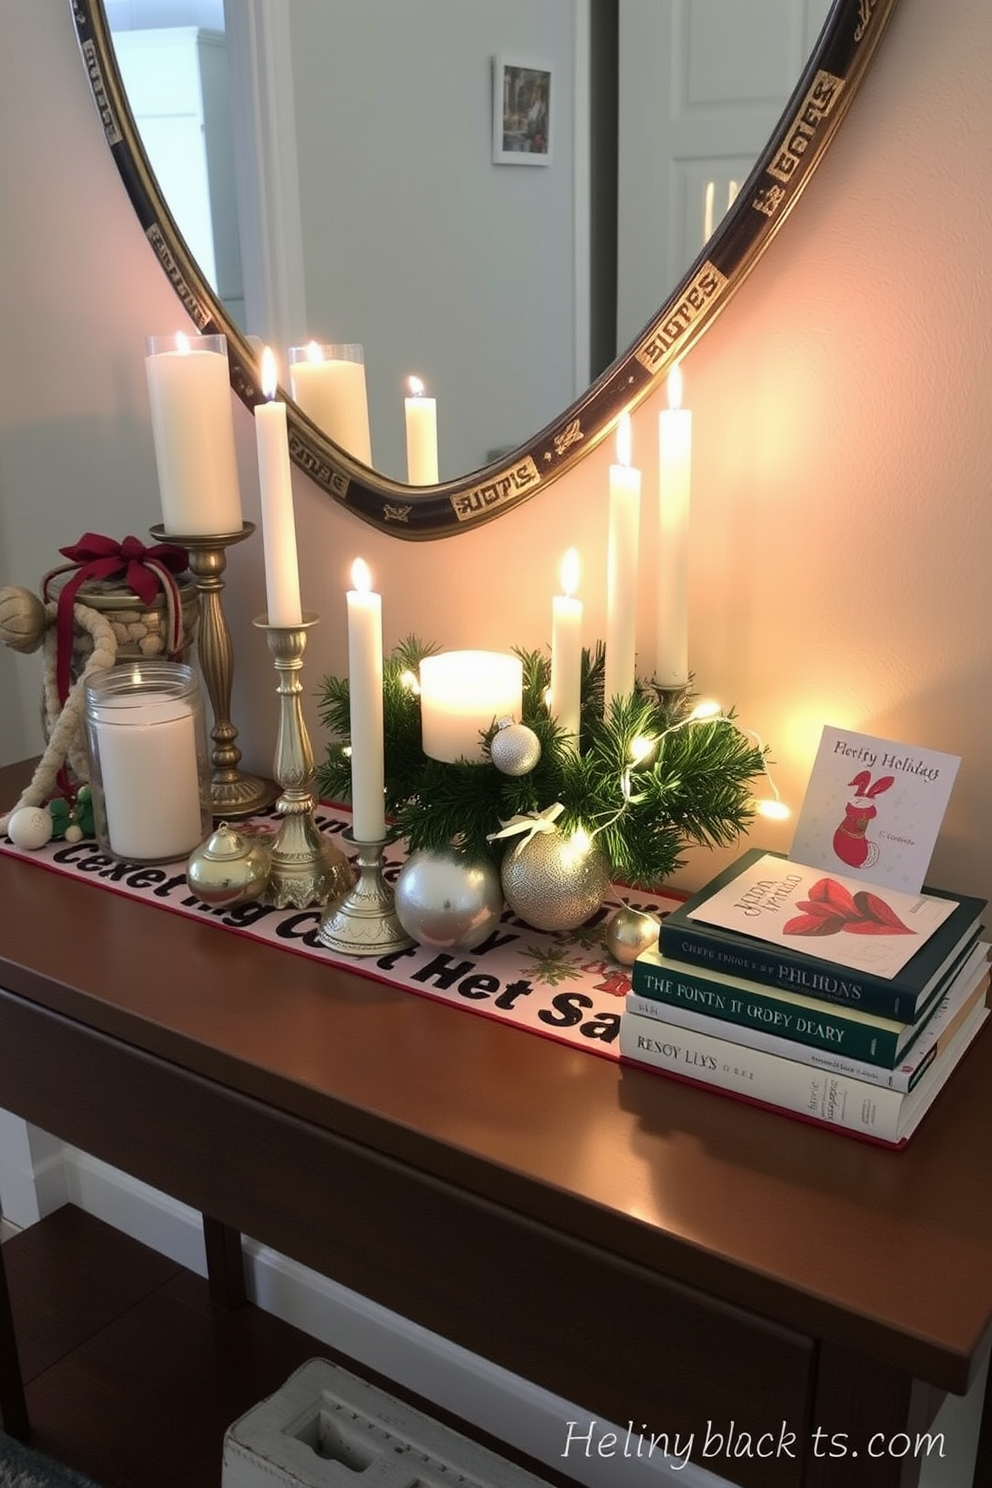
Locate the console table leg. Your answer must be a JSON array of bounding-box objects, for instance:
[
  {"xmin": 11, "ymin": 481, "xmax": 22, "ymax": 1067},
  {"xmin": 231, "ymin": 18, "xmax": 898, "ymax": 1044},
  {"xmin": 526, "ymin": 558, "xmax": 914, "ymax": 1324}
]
[
  {"xmin": 0, "ymin": 1238, "xmax": 28, "ymax": 1439},
  {"xmin": 807, "ymin": 1341, "xmax": 929, "ymax": 1487},
  {"xmin": 202, "ymin": 1215, "xmax": 247, "ymax": 1310}
]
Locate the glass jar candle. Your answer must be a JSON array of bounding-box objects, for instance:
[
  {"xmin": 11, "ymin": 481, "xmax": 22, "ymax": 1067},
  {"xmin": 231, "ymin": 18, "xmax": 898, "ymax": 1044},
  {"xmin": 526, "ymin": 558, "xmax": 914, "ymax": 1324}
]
[{"xmin": 84, "ymin": 661, "xmax": 211, "ymax": 863}]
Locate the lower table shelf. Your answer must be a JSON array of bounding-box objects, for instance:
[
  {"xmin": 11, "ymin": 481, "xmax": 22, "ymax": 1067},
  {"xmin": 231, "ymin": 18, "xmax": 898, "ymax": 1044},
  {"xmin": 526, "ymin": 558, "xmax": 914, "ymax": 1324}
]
[{"xmin": 2, "ymin": 1205, "xmax": 572, "ymax": 1488}]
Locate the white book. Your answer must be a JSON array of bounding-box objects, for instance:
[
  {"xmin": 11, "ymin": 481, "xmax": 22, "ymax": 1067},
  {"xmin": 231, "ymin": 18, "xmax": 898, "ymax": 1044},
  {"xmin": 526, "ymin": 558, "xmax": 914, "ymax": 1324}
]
[
  {"xmin": 626, "ymin": 942, "xmax": 989, "ymax": 1094},
  {"xmin": 620, "ymin": 999, "xmax": 989, "ymax": 1148}
]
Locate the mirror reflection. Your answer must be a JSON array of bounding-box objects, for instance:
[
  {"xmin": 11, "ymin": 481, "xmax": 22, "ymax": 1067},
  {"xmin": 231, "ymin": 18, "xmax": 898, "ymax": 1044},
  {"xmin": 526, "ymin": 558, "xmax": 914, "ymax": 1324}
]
[{"xmin": 105, "ymin": 0, "xmax": 830, "ymax": 486}]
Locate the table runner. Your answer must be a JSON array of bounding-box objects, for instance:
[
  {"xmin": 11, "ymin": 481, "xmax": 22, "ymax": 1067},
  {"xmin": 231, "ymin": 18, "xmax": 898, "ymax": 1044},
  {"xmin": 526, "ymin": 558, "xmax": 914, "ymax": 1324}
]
[{"xmin": 0, "ymin": 805, "xmax": 682, "ymax": 1062}]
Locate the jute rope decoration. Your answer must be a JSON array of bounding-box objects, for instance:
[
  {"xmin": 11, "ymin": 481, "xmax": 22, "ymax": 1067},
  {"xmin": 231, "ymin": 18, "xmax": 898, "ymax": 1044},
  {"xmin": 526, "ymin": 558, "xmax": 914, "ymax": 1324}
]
[{"xmin": 0, "ymin": 585, "xmax": 118, "ymax": 837}]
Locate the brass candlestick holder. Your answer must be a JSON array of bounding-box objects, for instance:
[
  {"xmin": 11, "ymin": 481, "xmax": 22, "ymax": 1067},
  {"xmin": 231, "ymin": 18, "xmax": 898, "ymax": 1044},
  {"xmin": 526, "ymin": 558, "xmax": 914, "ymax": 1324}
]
[
  {"xmin": 254, "ymin": 613, "xmax": 353, "ymax": 910},
  {"xmin": 317, "ymin": 831, "xmax": 413, "ymax": 956},
  {"xmin": 151, "ymin": 522, "xmax": 277, "ymax": 818}
]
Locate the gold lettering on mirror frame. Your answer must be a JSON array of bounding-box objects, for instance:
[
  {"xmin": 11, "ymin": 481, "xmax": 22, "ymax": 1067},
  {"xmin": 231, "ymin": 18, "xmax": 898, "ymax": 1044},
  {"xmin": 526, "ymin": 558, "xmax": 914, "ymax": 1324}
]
[
  {"xmin": 288, "ymin": 430, "xmax": 352, "ymax": 502},
  {"xmin": 146, "ymin": 225, "xmax": 211, "ymax": 330},
  {"xmin": 451, "ymin": 457, "xmax": 543, "ymax": 524},
  {"xmin": 768, "ymin": 71, "xmax": 846, "ymax": 185},
  {"xmin": 635, "ymin": 264, "xmax": 729, "ymax": 375},
  {"xmin": 78, "ymin": 37, "xmax": 121, "ymax": 144}
]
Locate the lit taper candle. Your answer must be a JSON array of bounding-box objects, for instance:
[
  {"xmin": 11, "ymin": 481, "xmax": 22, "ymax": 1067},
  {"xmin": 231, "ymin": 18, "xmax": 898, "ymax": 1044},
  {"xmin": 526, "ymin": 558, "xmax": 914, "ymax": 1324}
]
[
  {"xmin": 604, "ymin": 412, "xmax": 641, "ymax": 703},
  {"xmin": 255, "ymin": 347, "xmax": 302, "ymax": 627},
  {"xmin": 550, "ymin": 548, "xmax": 582, "ymax": 748},
  {"xmin": 404, "ymin": 376, "xmax": 439, "ymax": 485},
  {"xmin": 657, "ymin": 364, "xmax": 691, "ymax": 688},
  {"xmin": 346, "ymin": 559, "xmax": 386, "ymax": 842}
]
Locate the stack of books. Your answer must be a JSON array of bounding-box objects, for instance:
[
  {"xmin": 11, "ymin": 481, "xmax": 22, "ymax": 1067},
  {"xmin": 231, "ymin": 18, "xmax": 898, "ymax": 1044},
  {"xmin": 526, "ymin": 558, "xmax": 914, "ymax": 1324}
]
[{"xmin": 620, "ymin": 849, "xmax": 989, "ymax": 1147}]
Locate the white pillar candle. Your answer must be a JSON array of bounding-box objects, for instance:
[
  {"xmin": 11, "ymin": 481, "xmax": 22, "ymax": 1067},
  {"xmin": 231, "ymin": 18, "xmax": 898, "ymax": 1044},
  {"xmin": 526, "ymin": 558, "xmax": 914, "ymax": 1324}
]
[
  {"xmin": 289, "ymin": 342, "xmax": 372, "ymax": 465},
  {"xmin": 90, "ymin": 688, "xmax": 205, "ymax": 862},
  {"xmin": 419, "ymin": 651, "xmax": 523, "ymax": 763},
  {"xmin": 145, "ymin": 332, "xmax": 244, "ymax": 537},
  {"xmin": 346, "ymin": 559, "xmax": 386, "ymax": 842},
  {"xmin": 604, "ymin": 412, "xmax": 641, "ymax": 703},
  {"xmin": 256, "ymin": 347, "xmax": 302, "ymax": 627},
  {"xmin": 550, "ymin": 548, "xmax": 582, "ymax": 748},
  {"xmin": 404, "ymin": 376, "xmax": 439, "ymax": 485},
  {"xmin": 657, "ymin": 364, "xmax": 692, "ymax": 688}
]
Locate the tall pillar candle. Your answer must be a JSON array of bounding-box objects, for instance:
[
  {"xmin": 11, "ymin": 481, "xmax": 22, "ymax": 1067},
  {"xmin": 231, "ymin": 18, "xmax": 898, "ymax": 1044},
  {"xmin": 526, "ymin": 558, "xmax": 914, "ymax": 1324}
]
[
  {"xmin": 657, "ymin": 364, "xmax": 692, "ymax": 688},
  {"xmin": 289, "ymin": 342, "xmax": 373, "ymax": 465},
  {"xmin": 404, "ymin": 376, "xmax": 439, "ymax": 485},
  {"xmin": 550, "ymin": 548, "xmax": 582, "ymax": 748},
  {"xmin": 144, "ymin": 332, "xmax": 243, "ymax": 536},
  {"xmin": 604, "ymin": 412, "xmax": 641, "ymax": 703},
  {"xmin": 346, "ymin": 559, "xmax": 386, "ymax": 842},
  {"xmin": 255, "ymin": 346, "xmax": 303, "ymax": 627},
  {"xmin": 419, "ymin": 651, "xmax": 523, "ymax": 763}
]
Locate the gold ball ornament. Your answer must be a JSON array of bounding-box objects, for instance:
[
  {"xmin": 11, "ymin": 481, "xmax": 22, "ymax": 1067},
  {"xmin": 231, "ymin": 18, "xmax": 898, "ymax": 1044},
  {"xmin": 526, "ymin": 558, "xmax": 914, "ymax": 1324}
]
[
  {"xmin": 606, "ymin": 906, "xmax": 662, "ymax": 965},
  {"xmin": 186, "ymin": 822, "xmax": 271, "ymax": 908},
  {"xmin": 501, "ymin": 825, "xmax": 611, "ymax": 933},
  {"xmin": 0, "ymin": 586, "xmax": 49, "ymax": 655}
]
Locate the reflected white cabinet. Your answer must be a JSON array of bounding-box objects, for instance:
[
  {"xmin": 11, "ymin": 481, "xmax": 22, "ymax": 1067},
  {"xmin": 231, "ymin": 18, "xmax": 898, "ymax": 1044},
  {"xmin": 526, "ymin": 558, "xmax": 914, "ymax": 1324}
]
[{"xmin": 112, "ymin": 27, "xmax": 245, "ymax": 328}]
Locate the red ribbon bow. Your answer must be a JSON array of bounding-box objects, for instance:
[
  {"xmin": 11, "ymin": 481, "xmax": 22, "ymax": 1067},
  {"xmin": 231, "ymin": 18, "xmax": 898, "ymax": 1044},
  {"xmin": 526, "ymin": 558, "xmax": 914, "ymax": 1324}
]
[{"xmin": 43, "ymin": 533, "xmax": 190, "ymax": 706}]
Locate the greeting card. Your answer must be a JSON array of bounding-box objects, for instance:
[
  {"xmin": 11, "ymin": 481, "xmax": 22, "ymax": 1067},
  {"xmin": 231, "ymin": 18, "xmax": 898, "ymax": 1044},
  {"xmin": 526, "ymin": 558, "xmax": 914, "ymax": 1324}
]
[{"xmin": 789, "ymin": 726, "xmax": 960, "ymax": 893}]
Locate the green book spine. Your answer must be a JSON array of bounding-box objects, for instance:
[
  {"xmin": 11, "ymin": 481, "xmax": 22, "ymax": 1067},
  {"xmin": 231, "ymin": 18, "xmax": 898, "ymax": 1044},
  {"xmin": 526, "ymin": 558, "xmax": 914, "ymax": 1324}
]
[{"xmin": 631, "ymin": 955, "xmax": 911, "ymax": 1066}]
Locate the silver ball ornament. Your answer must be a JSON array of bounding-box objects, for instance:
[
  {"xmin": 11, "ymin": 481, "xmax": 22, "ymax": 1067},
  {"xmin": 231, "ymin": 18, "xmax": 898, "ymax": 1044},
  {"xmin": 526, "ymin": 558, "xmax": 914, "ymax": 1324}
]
[
  {"xmin": 606, "ymin": 907, "xmax": 662, "ymax": 965},
  {"xmin": 395, "ymin": 847, "xmax": 504, "ymax": 950},
  {"xmin": 490, "ymin": 719, "xmax": 541, "ymax": 776},
  {"xmin": 186, "ymin": 823, "xmax": 271, "ymax": 908},
  {"xmin": 7, "ymin": 806, "xmax": 54, "ymax": 851},
  {"xmin": 501, "ymin": 827, "xmax": 610, "ymax": 933}
]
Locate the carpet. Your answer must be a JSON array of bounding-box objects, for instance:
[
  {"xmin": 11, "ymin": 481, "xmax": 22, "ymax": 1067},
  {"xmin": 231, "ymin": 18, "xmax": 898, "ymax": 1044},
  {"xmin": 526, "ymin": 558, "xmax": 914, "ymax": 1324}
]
[{"xmin": 0, "ymin": 1435, "xmax": 103, "ymax": 1488}]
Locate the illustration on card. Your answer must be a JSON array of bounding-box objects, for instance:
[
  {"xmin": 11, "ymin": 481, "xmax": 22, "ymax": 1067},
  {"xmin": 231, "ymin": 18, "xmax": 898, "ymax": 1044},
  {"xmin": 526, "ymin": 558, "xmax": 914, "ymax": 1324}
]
[
  {"xmin": 831, "ymin": 770, "xmax": 894, "ymax": 870},
  {"xmin": 789, "ymin": 727, "xmax": 961, "ymax": 893}
]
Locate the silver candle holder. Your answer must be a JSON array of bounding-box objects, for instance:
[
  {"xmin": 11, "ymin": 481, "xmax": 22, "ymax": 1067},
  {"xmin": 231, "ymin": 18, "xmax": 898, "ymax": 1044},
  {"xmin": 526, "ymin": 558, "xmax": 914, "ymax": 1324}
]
[
  {"xmin": 151, "ymin": 522, "xmax": 277, "ymax": 818},
  {"xmin": 316, "ymin": 831, "xmax": 414, "ymax": 957},
  {"xmin": 253, "ymin": 612, "xmax": 353, "ymax": 910}
]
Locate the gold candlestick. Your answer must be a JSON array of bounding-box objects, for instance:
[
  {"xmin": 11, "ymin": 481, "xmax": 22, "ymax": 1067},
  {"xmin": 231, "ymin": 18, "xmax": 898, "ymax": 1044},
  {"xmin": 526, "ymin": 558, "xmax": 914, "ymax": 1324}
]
[
  {"xmin": 151, "ymin": 523, "xmax": 277, "ymax": 818},
  {"xmin": 317, "ymin": 831, "xmax": 413, "ymax": 956},
  {"xmin": 254, "ymin": 613, "xmax": 353, "ymax": 909}
]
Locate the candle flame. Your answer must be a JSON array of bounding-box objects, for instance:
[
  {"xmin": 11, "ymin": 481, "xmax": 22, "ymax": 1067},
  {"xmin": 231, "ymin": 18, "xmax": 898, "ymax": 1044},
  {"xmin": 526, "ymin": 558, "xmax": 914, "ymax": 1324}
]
[
  {"xmin": 260, "ymin": 346, "xmax": 279, "ymax": 401},
  {"xmin": 175, "ymin": 331, "xmax": 191, "ymax": 355},
  {"xmin": 560, "ymin": 547, "xmax": 580, "ymax": 597},
  {"xmin": 667, "ymin": 363, "xmax": 684, "ymax": 411},
  {"xmin": 351, "ymin": 557, "xmax": 372, "ymax": 593},
  {"xmin": 616, "ymin": 411, "xmax": 632, "ymax": 468},
  {"xmin": 407, "ymin": 375, "xmax": 425, "ymax": 398},
  {"xmin": 305, "ymin": 340, "xmax": 324, "ymax": 364}
]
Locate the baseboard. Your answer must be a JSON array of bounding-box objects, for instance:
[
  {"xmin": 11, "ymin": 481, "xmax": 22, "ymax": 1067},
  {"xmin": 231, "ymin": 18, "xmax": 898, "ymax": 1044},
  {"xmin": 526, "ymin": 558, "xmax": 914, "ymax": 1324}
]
[{"xmin": 60, "ymin": 1149, "xmax": 727, "ymax": 1488}]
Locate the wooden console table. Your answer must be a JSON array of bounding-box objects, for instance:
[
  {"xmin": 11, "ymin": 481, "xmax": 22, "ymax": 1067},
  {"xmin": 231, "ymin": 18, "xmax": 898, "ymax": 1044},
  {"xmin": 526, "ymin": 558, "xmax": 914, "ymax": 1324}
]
[{"xmin": 0, "ymin": 759, "xmax": 990, "ymax": 1488}]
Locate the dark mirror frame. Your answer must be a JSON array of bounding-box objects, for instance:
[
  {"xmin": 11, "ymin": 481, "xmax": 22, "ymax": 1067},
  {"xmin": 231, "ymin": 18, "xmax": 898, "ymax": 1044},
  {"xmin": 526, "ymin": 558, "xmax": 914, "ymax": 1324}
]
[{"xmin": 71, "ymin": 0, "xmax": 900, "ymax": 541}]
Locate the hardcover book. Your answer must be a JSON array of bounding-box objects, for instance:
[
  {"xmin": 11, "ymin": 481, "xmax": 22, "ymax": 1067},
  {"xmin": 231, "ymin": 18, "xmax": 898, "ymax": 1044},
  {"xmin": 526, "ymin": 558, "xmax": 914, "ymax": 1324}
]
[
  {"xmin": 627, "ymin": 947, "xmax": 989, "ymax": 1093},
  {"xmin": 619, "ymin": 998, "xmax": 989, "ymax": 1148},
  {"xmin": 630, "ymin": 938, "xmax": 988, "ymax": 1067},
  {"xmin": 659, "ymin": 848, "xmax": 986, "ymax": 1021}
]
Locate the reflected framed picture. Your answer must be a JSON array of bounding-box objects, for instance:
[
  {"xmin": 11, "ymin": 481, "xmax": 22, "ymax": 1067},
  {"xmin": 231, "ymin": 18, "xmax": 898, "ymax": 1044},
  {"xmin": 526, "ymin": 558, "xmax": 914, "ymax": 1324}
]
[{"xmin": 492, "ymin": 57, "xmax": 553, "ymax": 165}]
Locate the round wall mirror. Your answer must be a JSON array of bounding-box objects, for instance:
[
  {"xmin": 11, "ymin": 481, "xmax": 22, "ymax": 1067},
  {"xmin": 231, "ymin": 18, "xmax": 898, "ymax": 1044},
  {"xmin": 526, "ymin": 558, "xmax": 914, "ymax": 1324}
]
[{"xmin": 72, "ymin": 0, "xmax": 900, "ymax": 539}]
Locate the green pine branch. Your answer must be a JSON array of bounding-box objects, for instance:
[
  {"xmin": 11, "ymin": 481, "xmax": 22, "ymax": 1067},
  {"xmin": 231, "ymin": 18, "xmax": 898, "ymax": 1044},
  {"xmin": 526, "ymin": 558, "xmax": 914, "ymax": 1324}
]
[{"xmin": 316, "ymin": 636, "xmax": 769, "ymax": 889}]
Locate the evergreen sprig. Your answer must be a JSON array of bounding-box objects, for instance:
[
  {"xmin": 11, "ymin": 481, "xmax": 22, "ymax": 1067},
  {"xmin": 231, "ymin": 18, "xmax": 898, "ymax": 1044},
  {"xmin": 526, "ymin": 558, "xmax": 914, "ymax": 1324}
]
[{"xmin": 316, "ymin": 638, "xmax": 769, "ymax": 889}]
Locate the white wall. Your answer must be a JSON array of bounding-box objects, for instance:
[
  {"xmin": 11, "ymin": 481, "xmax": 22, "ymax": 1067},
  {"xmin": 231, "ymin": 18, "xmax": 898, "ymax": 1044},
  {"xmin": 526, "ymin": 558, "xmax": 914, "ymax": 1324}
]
[{"xmin": 2, "ymin": 0, "xmax": 992, "ymax": 916}]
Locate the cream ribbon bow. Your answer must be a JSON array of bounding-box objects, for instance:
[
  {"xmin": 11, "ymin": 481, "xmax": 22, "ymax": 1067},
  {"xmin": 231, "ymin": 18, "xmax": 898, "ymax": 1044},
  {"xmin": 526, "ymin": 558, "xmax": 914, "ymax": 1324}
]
[{"xmin": 486, "ymin": 801, "xmax": 564, "ymax": 847}]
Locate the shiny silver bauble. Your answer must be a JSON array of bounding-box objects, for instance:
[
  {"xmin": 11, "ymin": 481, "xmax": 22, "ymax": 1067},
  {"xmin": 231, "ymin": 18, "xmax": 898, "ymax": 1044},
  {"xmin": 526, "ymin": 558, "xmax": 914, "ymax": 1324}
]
[
  {"xmin": 394, "ymin": 847, "xmax": 504, "ymax": 950},
  {"xmin": 490, "ymin": 719, "xmax": 542, "ymax": 776}
]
